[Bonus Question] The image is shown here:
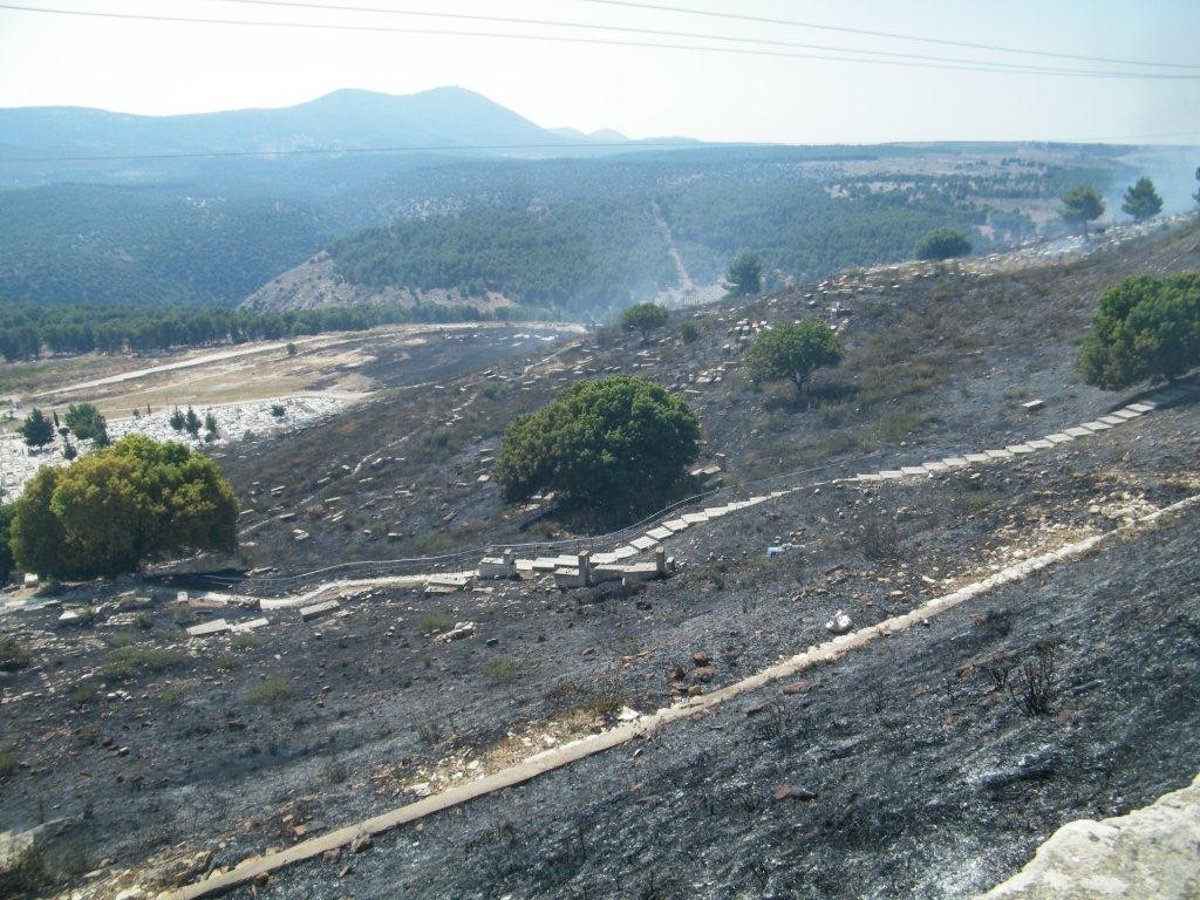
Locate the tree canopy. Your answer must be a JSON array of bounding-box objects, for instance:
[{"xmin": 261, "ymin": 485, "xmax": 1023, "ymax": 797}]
[
  {"xmin": 1061, "ymin": 186, "xmax": 1105, "ymax": 237},
  {"xmin": 1077, "ymin": 273, "xmax": 1200, "ymax": 389},
  {"xmin": 915, "ymin": 227, "xmax": 972, "ymax": 261},
  {"xmin": 0, "ymin": 504, "xmax": 14, "ymax": 585},
  {"xmin": 19, "ymin": 408, "xmax": 55, "ymax": 450},
  {"xmin": 495, "ymin": 375, "xmax": 700, "ymax": 517},
  {"xmin": 726, "ymin": 252, "xmax": 763, "ymax": 296},
  {"xmin": 1120, "ymin": 177, "xmax": 1163, "ymax": 222},
  {"xmin": 620, "ymin": 302, "xmax": 670, "ymax": 342},
  {"xmin": 744, "ymin": 320, "xmax": 844, "ymax": 394},
  {"xmin": 64, "ymin": 402, "xmax": 108, "ymax": 443},
  {"xmin": 9, "ymin": 434, "xmax": 239, "ymax": 579}
]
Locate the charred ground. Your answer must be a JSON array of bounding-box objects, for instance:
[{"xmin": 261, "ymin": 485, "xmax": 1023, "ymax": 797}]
[{"xmin": 0, "ymin": 220, "xmax": 1198, "ymax": 898}]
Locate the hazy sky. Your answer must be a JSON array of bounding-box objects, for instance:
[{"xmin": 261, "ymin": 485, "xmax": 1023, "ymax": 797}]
[{"xmin": 1, "ymin": 0, "xmax": 1198, "ymax": 144}]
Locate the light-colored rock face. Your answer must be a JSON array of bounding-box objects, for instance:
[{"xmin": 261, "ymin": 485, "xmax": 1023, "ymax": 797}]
[{"xmin": 977, "ymin": 772, "xmax": 1200, "ymax": 899}]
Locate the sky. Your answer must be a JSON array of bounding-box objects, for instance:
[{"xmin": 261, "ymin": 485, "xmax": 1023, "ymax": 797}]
[{"xmin": 1, "ymin": 0, "xmax": 1198, "ymax": 145}]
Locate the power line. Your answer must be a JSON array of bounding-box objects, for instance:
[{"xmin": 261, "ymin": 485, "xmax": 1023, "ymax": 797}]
[
  {"xmin": 1, "ymin": 3, "xmax": 1197, "ymax": 80},
  {"xmin": 570, "ymin": 0, "xmax": 1200, "ymax": 71},
  {"xmin": 191, "ymin": 0, "xmax": 1182, "ymax": 79}
]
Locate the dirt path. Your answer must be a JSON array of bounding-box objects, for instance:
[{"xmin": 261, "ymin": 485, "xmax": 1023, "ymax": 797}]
[{"xmin": 652, "ymin": 200, "xmax": 695, "ymax": 294}]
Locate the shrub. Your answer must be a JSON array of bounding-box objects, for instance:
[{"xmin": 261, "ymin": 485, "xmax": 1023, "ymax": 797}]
[
  {"xmin": 495, "ymin": 376, "xmax": 700, "ymax": 517},
  {"xmin": 243, "ymin": 676, "xmax": 292, "ymax": 705},
  {"xmin": 482, "ymin": 657, "xmax": 518, "ymax": 683},
  {"xmin": 744, "ymin": 320, "xmax": 843, "ymax": 395},
  {"xmin": 620, "ymin": 302, "xmax": 669, "ymax": 343},
  {"xmin": 0, "ymin": 635, "xmax": 32, "ymax": 671},
  {"xmin": 1077, "ymin": 273, "xmax": 1200, "ymax": 389},
  {"xmin": 419, "ymin": 613, "xmax": 453, "ymax": 636},
  {"xmin": 679, "ymin": 321, "xmax": 699, "ymax": 343},
  {"xmin": 104, "ymin": 646, "xmax": 184, "ymax": 680},
  {"xmin": 916, "ymin": 227, "xmax": 971, "ymax": 260},
  {"xmin": 10, "ymin": 434, "xmax": 239, "ymax": 579}
]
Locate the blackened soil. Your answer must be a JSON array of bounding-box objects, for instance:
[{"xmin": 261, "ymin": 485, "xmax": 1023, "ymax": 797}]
[{"xmin": 264, "ymin": 500, "xmax": 1200, "ymax": 899}]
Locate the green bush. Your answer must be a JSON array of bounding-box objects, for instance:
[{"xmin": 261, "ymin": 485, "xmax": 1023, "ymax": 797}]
[
  {"xmin": 915, "ymin": 227, "xmax": 971, "ymax": 260},
  {"xmin": 0, "ymin": 635, "xmax": 32, "ymax": 671},
  {"xmin": 10, "ymin": 434, "xmax": 239, "ymax": 579},
  {"xmin": 1078, "ymin": 273, "xmax": 1200, "ymax": 389},
  {"xmin": 495, "ymin": 375, "xmax": 700, "ymax": 516},
  {"xmin": 744, "ymin": 320, "xmax": 844, "ymax": 395},
  {"xmin": 620, "ymin": 302, "xmax": 669, "ymax": 342},
  {"xmin": 243, "ymin": 676, "xmax": 292, "ymax": 705}
]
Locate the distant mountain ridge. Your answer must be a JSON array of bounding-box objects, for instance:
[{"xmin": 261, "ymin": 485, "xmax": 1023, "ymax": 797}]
[{"xmin": 0, "ymin": 87, "xmax": 677, "ymax": 162}]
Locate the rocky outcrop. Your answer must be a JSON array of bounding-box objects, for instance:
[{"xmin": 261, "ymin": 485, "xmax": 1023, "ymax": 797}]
[{"xmin": 978, "ymin": 772, "xmax": 1200, "ymax": 899}]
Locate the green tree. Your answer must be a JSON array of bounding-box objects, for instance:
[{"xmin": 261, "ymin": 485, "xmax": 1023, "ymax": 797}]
[
  {"xmin": 19, "ymin": 408, "xmax": 55, "ymax": 450},
  {"xmin": 10, "ymin": 435, "xmax": 239, "ymax": 579},
  {"xmin": 62, "ymin": 441, "xmax": 77, "ymax": 461},
  {"xmin": 620, "ymin": 302, "xmax": 670, "ymax": 343},
  {"xmin": 0, "ymin": 504, "xmax": 14, "ymax": 584},
  {"xmin": 1194, "ymin": 166, "xmax": 1200, "ymax": 206},
  {"xmin": 1061, "ymin": 186, "xmax": 1105, "ymax": 238},
  {"xmin": 726, "ymin": 252, "xmax": 762, "ymax": 296},
  {"xmin": 169, "ymin": 408, "xmax": 185, "ymax": 432},
  {"xmin": 204, "ymin": 413, "xmax": 219, "ymax": 441},
  {"xmin": 495, "ymin": 376, "xmax": 700, "ymax": 517},
  {"xmin": 64, "ymin": 402, "xmax": 107, "ymax": 441},
  {"xmin": 184, "ymin": 407, "xmax": 201, "ymax": 437},
  {"xmin": 1077, "ymin": 273, "xmax": 1200, "ymax": 389},
  {"xmin": 1121, "ymin": 177, "xmax": 1163, "ymax": 222},
  {"xmin": 744, "ymin": 320, "xmax": 844, "ymax": 395},
  {"xmin": 915, "ymin": 227, "xmax": 972, "ymax": 260}
]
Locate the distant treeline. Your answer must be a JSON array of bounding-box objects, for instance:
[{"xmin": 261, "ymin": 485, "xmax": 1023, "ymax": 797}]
[{"xmin": 0, "ymin": 300, "xmax": 542, "ymax": 362}]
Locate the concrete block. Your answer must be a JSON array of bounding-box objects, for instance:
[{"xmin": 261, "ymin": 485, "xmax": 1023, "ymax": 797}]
[
  {"xmin": 1113, "ymin": 408, "xmax": 1140, "ymax": 419},
  {"xmin": 985, "ymin": 448, "xmax": 1014, "ymax": 459},
  {"xmin": 922, "ymin": 461, "xmax": 950, "ymax": 473},
  {"xmin": 646, "ymin": 527, "xmax": 673, "ymax": 541},
  {"xmin": 681, "ymin": 512, "xmax": 710, "ymax": 524},
  {"xmin": 1007, "ymin": 444, "xmax": 1037, "ymax": 454},
  {"xmin": 1021, "ymin": 399, "xmax": 1045, "ymax": 411},
  {"xmin": 1065, "ymin": 427, "xmax": 1092, "ymax": 438},
  {"xmin": 1045, "ymin": 433, "xmax": 1074, "ymax": 444},
  {"xmin": 901, "ymin": 466, "xmax": 928, "ymax": 476},
  {"xmin": 1027, "ymin": 439, "xmax": 1055, "ymax": 450},
  {"xmin": 300, "ymin": 600, "xmax": 340, "ymax": 621},
  {"xmin": 878, "ymin": 470, "xmax": 903, "ymax": 479},
  {"xmin": 230, "ymin": 618, "xmax": 269, "ymax": 633},
  {"xmin": 1099, "ymin": 415, "xmax": 1126, "ymax": 425},
  {"xmin": 941, "ymin": 457, "xmax": 970, "ymax": 468},
  {"xmin": 187, "ymin": 618, "xmax": 231, "ymax": 637},
  {"xmin": 662, "ymin": 519, "xmax": 689, "ymax": 533},
  {"xmin": 610, "ymin": 545, "xmax": 639, "ymax": 560},
  {"xmin": 965, "ymin": 453, "xmax": 992, "ymax": 463},
  {"xmin": 1127, "ymin": 401, "xmax": 1155, "ymax": 413},
  {"xmin": 1079, "ymin": 421, "xmax": 1112, "ymax": 431},
  {"xmin": 631, "ymin": 535, "xmax": 658, "ymax": 551}
]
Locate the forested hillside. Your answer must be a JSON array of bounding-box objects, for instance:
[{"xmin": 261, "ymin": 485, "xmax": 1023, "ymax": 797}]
[{"xmin": 0, "ymin": 183, "xmax": 325, "ymax": 306}]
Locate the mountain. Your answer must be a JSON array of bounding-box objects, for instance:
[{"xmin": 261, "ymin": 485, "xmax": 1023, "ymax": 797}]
[{"xmin": 0, "ymin": 87, "xmax": 578, "ymax": 158}]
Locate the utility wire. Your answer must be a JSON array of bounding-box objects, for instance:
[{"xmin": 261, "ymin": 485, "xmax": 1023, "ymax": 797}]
[
  {"xmin": 190, "ymin": 0, "xmax": 1180, "ymax": 79},
  {"xmin": 570, "ymin": 0, "xmax": 1200, "ymax": 71},
  {"xmin": 1, "ymin": 3, "xmax": 1197, "ymax": 80}
]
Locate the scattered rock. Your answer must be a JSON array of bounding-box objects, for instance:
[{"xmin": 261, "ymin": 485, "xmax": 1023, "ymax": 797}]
[
  {"xmin": 825, "ymin": 610, "xmax": 853, "ymax": 635},
  {"xmin": 349, "ymin": 834, "xmax": 372, "ymax": 853}
]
